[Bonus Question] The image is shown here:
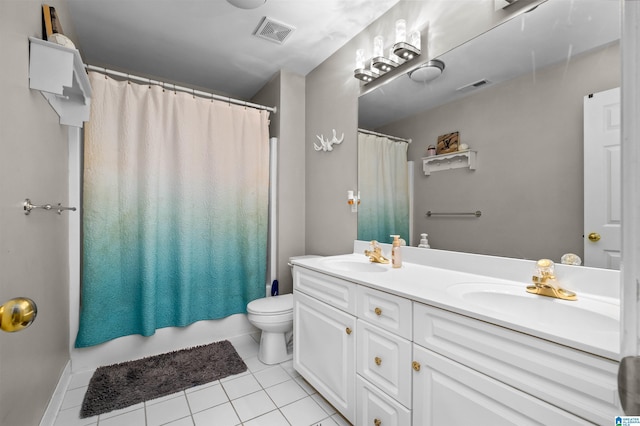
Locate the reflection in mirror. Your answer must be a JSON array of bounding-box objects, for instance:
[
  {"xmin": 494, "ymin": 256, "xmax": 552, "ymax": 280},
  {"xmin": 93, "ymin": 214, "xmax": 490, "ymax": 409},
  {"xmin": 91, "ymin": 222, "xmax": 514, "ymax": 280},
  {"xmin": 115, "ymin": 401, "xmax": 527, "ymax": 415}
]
[
  {"xmin": 358, "ymin": 0, "xmax": 620, "ymax": 266},
  {"xmin": 357, "ymin": 129, "xmax": 411, "ymax": 245}
]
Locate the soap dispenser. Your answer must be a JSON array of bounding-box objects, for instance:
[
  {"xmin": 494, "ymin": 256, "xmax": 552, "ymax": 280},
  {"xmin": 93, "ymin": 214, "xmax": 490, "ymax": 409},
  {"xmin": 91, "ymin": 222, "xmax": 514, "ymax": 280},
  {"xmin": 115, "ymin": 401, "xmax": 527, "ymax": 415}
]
[
  {"xmin": 390, "ymin": 235, "xmax": 402, "ymax": 268},
  {"xmin": 418, "ymin": 233, "xmax": 430, "ymax": 248}
]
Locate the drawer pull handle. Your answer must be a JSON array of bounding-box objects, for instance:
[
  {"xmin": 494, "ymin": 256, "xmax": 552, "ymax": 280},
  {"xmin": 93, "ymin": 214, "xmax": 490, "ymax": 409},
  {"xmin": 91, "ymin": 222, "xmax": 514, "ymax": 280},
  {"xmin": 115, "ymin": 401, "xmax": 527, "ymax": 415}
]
[
  {"xmin": 374, "ymin": 419, "xmax": 382, "ymax": 426},
  {"xmin": 346, "ymin": 327, "xmax": 352, "ymax": 335},
  {"xmin": 412, "ymin": 361, "xmax": 421, "ymax": 371},
  {"xmin": 374, "ymin": 307, "xmax": 382, "ymax": 316},
  {"xmin": 374, "ymin": 356, "xmax": 382, "ymax": 366}
]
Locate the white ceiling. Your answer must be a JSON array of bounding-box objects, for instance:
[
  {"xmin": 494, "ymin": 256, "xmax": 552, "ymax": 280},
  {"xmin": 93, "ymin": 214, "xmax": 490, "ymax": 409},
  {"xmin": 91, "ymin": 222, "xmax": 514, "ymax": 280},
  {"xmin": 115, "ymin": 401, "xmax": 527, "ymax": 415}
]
[{"xmin": 66, "ymin": 0, "xmax": 399, "ymax": 99}]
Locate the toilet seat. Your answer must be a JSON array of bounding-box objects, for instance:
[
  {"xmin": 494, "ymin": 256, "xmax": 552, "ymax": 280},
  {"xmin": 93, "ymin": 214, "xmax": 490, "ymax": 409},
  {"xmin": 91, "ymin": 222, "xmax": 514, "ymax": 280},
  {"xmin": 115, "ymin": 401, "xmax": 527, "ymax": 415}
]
[{"xmin": 247, "ymin": 293, "xmax": 293, "ymax": 315}]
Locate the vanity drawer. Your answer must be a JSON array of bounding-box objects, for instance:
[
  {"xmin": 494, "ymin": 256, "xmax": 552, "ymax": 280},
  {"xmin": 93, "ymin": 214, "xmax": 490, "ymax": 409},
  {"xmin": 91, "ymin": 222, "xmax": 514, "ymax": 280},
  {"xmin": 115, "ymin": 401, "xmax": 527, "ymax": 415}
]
[
  {"xmin": 357, "ymin": 285, "xmax": 412, "ymax": 339},
  {"xmin": 357, "ymin": 319, "xmax": 412, "ymax": 408},
  {"xmin": 293, "ymin": 267, "xmax": 356, "ymax": 314},
  {"xmin": 413, "ymin": 302, "xmax": 618, "ymax": 425},
  {"xmin": 357, "ymin": 375, "xmax": 411, "ymax": 426}
]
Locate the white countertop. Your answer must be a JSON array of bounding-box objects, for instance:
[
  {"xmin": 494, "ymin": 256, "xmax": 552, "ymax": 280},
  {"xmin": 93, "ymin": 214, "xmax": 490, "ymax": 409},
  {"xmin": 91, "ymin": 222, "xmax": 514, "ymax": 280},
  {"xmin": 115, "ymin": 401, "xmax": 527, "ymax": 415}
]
[{"xmin": 292, "ymin": 247, "xmax": 620, "ymax": 361}]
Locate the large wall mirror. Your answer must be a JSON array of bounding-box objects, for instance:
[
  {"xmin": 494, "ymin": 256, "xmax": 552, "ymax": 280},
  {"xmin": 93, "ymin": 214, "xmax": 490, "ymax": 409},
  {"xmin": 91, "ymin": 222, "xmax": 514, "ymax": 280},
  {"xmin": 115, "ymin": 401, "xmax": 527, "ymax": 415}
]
[{"xmin": 357, "ymin": 0, "xmax": 620, "ymax": 267}]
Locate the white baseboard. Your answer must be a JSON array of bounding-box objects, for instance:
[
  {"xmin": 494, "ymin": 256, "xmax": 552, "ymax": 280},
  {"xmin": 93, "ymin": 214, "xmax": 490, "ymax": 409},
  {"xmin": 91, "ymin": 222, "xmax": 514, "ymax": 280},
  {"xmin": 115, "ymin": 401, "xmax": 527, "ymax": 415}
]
[{"xmin": 39, "ymin": 361, "xmax": 72, "ymax": 426}]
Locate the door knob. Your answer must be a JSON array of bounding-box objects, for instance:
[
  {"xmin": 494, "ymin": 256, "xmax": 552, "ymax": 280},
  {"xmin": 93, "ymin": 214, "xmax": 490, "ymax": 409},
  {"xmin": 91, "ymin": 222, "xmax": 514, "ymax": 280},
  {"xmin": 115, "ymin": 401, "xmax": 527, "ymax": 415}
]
[
  {"xmin": 0, "ymin": 297, "xmax": 37, "ymax": 332},
  {"xmin": 345, "ymin": 327, "xmax": 352, "ymax": 335},
  {"xmin": 588, "ymin": 232, "xmax": 601, "ymax": 242},
  {"xmin": 375, "ymin": 356, "xmax": 382, "ymax": 366},
  {"xmin": 412, "ymin": 361, "xmax": 421, "ymax": 371},
  {"xmin": 374, "ymin": 307, "xmax": 382, "ymax": 316}
]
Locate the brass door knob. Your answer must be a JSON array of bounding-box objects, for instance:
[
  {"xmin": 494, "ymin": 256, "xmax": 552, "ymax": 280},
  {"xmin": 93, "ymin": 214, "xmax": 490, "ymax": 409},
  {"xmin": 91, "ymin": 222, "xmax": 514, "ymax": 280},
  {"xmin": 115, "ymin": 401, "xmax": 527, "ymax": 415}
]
[
  {"xmin": 374, "ymin": 307, "xmax": 382, "ymax": 316},
  {"xmin": 0, "ymin": 297, "xmax": 37, "ymax": 332},
  {"xmin": 374, "ymin": 419, "xmax": 382, "ymax": 426},
  {"xmin": 588, "ymin": 232, "xmax": 601, "ymax": 242},
  {"xmin": 375, "ymin": 356, "xmax": 382, "ymax": 366},
  {"xmin": 346, "ymin": 327, "xmax": 352, "ymax": 335},
  {"xmin": 412, "ymin": 361, "xmax": 421, "ymax": 371}
]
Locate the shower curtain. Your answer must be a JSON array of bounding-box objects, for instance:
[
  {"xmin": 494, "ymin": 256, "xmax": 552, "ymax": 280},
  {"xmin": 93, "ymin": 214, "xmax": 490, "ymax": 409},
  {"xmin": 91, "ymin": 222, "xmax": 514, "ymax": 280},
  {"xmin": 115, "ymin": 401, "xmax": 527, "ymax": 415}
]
[
  {"xmin": 76, "ymin": 73, "xmax": 270, "ymax": 348},
  {"xmin": 357, "ymin": 132, "xmax": 410, "ymax": 244}
]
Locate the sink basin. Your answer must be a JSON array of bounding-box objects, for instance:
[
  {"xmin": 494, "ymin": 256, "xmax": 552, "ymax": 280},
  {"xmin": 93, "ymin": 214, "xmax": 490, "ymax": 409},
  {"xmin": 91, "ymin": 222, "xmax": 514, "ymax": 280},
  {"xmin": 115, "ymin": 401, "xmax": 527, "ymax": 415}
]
[
  {"xmin": 447, "ymin": 282, "xmax": 619, "ymax": 333},
  {"xmin": 320, "ymin": 258, "xmax": 388, "ymax": 273}
]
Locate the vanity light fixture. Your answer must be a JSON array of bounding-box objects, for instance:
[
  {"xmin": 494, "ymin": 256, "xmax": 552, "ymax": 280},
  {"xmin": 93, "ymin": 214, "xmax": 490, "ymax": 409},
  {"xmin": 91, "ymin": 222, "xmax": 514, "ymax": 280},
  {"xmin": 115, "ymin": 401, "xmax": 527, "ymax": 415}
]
[
  {"xmin": 371, "ymin": 36, "xmax": 399, "ymax": 74},
  {"xmin": 354, "ymin": 19, "xmax": 421, "ymax": 83},
  {"xmin": 393, "ymin": 19, "xmax": 421, "ymax": 61},
  {"xmin": 354, "ymin": 49, "xmax": 378, "ymax": 82}
]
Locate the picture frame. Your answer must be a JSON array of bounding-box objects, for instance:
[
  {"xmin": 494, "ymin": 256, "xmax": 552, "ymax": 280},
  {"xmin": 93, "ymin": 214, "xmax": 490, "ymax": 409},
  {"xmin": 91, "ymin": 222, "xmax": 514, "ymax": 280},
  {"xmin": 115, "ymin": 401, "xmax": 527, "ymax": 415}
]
[
  {"xmin": 42, "ymin": 4, "xmax": 64, "ymax": 41},
  {"xmin": 436, "ymin": 132, "xmax": 459, "ymax": 154}
]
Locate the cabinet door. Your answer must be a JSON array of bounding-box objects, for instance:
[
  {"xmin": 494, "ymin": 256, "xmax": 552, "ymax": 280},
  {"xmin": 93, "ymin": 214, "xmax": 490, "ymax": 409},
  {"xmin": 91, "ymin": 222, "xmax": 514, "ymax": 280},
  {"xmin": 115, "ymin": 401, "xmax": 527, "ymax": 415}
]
[
  {"xmin": 293, "ymin": 291, "xmax": 356, "ymax": 424},
  {"xmin": 357, "ymin": 376, "xmax": 411, "ymax": 426},
  {"xmin": 412, "ymin": 345, "xmax": 591, "ymax": 426}
]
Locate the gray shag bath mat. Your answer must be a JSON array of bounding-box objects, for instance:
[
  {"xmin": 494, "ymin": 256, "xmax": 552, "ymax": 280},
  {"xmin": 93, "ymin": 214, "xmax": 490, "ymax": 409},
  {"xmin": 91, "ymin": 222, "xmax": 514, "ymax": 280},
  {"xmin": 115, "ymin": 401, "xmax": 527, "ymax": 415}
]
[{"xmin": 80, "ymin": 340, "xmax": 247, "ymax": 418}]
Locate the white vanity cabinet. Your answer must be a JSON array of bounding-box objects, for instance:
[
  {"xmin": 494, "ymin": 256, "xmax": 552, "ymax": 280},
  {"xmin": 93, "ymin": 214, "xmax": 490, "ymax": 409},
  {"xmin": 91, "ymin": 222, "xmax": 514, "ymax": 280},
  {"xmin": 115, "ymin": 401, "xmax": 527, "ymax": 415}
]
[
  {"xmin": 293, "ymin": 268, "xmax": 357, "ymax": 424},
  {"xmin": 292, "ymin": 262, "xmax": 619, "ymax": 425}
]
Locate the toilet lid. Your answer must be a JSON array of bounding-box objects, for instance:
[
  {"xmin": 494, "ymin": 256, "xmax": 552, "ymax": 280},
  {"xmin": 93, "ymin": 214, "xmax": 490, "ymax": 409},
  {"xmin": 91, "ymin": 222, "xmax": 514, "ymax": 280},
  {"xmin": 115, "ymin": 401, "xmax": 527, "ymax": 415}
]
[{"xmin": 247, "ymin": 293, "xmax": 293, "ymax": 315}]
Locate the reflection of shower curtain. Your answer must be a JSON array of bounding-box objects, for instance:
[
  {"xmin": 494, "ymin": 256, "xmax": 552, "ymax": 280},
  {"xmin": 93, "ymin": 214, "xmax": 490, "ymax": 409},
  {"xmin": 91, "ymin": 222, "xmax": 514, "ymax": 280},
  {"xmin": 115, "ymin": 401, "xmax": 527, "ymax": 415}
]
[
  {"xmin": 357, "ymin": 132, "xmax": 410, "ymax": 244},
  {"xmin": 76, "ymin": 73, "xmax": 270, "ymax": 348}
]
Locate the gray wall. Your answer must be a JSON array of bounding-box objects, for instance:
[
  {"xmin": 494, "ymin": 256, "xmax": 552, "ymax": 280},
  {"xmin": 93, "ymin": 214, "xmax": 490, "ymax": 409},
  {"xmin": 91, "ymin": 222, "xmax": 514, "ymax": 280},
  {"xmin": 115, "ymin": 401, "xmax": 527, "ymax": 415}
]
[
  {"xmin": 380, "ymin": 43, "xmax": 620, "ymax": 261},
  {"xmin": 0, "ymin": 0, "xmax": 74, "ymax": 424},
  {"xmin": 304, "ymin": 0, "xmax": 542, "ymax": 255},
  {"xmin": 253, "ymin": 70, "xmax": 306, "ymax": 295}
]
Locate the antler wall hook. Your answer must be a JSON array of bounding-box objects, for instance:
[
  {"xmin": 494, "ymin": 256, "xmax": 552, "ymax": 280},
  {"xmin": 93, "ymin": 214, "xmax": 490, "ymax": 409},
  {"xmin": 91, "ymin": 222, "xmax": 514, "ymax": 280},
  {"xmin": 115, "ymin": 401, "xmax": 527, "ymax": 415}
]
[{"xmin": 314, "ymin": 129, "xmax": 344, "ymax": 152}]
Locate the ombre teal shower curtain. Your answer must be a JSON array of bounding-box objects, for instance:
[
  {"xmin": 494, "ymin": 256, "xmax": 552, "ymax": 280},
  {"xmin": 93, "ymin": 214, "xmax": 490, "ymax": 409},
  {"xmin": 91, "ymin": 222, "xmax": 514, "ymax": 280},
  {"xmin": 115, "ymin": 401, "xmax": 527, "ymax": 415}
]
[
  {"xmin": 357, "ymin": 132, "xmax": 410, "ymax": 244},
  {"xmin": 76, "ymin": 72, "xmax": 270, "ymax": 347}
]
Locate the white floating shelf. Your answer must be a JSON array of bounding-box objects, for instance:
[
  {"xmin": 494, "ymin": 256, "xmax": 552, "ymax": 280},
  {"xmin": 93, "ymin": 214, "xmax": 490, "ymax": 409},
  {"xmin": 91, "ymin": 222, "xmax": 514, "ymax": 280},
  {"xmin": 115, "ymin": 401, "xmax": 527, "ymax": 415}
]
[
  {"xmin": 422, "ymin": 150, "xmax": 477, "ymax": 175},
  {"xmin": 28, "ymin": 37, "xmax": 91, "ymax": 128}
]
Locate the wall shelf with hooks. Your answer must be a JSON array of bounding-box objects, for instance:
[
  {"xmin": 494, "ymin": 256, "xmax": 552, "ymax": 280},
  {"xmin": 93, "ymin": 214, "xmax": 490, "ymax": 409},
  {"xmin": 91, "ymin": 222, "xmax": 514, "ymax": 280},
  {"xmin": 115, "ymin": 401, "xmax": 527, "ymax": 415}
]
[
  {"xmin": 28, "ymin": 37, "xmax": 92, "ymax": 128},
  {"xmin": 422, "ymin": 150, "xmax": 477, "ymax": 175}
]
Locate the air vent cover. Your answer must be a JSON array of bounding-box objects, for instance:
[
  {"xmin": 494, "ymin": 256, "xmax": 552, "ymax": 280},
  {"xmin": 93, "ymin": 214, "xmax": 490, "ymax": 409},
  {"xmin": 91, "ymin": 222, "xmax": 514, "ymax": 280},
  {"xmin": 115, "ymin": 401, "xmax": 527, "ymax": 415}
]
[
  {"xmin": 456, "ymin": 79, "xmax": 492, "ymax": 92},
  {"xmin": 254, "ymin": 17, "xmax": 295, "ymax": 44}
]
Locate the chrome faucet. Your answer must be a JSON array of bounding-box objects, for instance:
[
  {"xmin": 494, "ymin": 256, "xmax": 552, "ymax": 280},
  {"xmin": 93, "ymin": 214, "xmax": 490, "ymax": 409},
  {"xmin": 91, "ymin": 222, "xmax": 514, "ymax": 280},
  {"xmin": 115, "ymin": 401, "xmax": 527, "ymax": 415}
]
[
  {"xmin": 526, "ymin": 259, "xmax": 577, "ymax": 301},
  {"xmin": 364, "ymin": 240, "xmax": 390, "ymax": 264}
]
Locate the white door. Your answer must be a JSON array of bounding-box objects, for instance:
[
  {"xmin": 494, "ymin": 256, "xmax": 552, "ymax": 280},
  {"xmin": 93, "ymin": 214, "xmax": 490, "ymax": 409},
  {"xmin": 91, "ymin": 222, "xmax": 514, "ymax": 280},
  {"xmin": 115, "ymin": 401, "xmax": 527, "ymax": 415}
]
[{"xmin": 584, "ymin": 87, "xmax": 621, "ymax": 269}]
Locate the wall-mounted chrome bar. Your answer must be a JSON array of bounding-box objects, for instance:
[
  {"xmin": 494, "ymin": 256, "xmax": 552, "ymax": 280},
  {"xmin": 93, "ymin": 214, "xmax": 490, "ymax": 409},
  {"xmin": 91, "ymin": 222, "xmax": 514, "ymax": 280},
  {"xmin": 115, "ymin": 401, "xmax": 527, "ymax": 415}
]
[
  {"xmin": 426, "ymin": 210, "xmax": 482, "ymax": 217},
  {"xmin": 24, "ymin": 199, "xmax": 77, "ymax": 215}
]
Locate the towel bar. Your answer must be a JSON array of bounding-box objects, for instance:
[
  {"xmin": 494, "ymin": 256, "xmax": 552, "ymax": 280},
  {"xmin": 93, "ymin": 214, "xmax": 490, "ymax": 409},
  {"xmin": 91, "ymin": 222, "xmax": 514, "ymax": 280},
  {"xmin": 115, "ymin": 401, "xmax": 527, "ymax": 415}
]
[
  {"xmin": 426, "ymin": 210, "xmax": 481, "ymax": 217},
  {"xmin": 24, "ymin": 198, "xmax": 77, "ymax": 215}
]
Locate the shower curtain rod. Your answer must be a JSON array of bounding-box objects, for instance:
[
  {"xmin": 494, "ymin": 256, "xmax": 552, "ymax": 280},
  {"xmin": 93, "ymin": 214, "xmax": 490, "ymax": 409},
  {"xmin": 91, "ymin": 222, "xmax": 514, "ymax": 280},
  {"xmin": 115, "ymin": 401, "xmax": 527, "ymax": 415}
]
[
  {"xmin": 358, "ymin": 128, "xmax": 412, "ymax": 143},
  {"xmin": 85, "ymin": 65, "xmax": 277, "ymax": 114}
]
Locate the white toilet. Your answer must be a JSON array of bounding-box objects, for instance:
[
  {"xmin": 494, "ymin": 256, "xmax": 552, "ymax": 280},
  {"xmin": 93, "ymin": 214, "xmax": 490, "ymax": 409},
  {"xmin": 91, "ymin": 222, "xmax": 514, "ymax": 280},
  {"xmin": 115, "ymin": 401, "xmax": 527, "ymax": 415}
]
[
  {"xmin": 247, "ymin": 293, "xmax": 293, "ymax": 364},
  {"xmin": 247, "ymin": 255, "xmax": 319, "ymax": 364}
]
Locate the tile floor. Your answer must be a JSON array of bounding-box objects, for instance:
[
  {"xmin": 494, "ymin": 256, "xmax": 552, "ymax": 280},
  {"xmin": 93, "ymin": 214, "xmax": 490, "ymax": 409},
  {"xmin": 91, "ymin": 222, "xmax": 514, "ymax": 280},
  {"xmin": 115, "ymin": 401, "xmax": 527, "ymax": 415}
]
[{"xmin": 53, "ymin": 334, "xmax": 351, "ymax": 426}]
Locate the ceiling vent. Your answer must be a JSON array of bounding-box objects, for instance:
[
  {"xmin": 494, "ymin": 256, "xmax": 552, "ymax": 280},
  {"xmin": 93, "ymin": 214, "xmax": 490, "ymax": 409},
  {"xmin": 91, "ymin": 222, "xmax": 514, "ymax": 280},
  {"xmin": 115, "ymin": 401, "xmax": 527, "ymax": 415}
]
[
  {"xmin": 456, "ymin": 79, "xmax": 492, "ymax": 92},
  {"xmin": 254, "ymin": 17, "xmax": 295, "ymax": 44}
]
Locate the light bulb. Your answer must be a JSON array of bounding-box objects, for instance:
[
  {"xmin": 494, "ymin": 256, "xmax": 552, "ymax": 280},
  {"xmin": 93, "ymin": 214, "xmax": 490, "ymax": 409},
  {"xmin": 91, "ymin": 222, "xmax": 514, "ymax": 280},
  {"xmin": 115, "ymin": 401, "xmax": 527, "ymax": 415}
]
[
  {"xmin": 355, "ymin": 49, "xmax": 365, "ymax": 69},
  {"xmin": 373, "ymin": 36, "xmax": 384, "ymax": 58},
  {"xmin": 409, "ymin": 30, "xmax": 421, "ymax": 50},
  {"xmin": 395, "ymin": 19, "xmax": 407, "ymax": 44}
]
